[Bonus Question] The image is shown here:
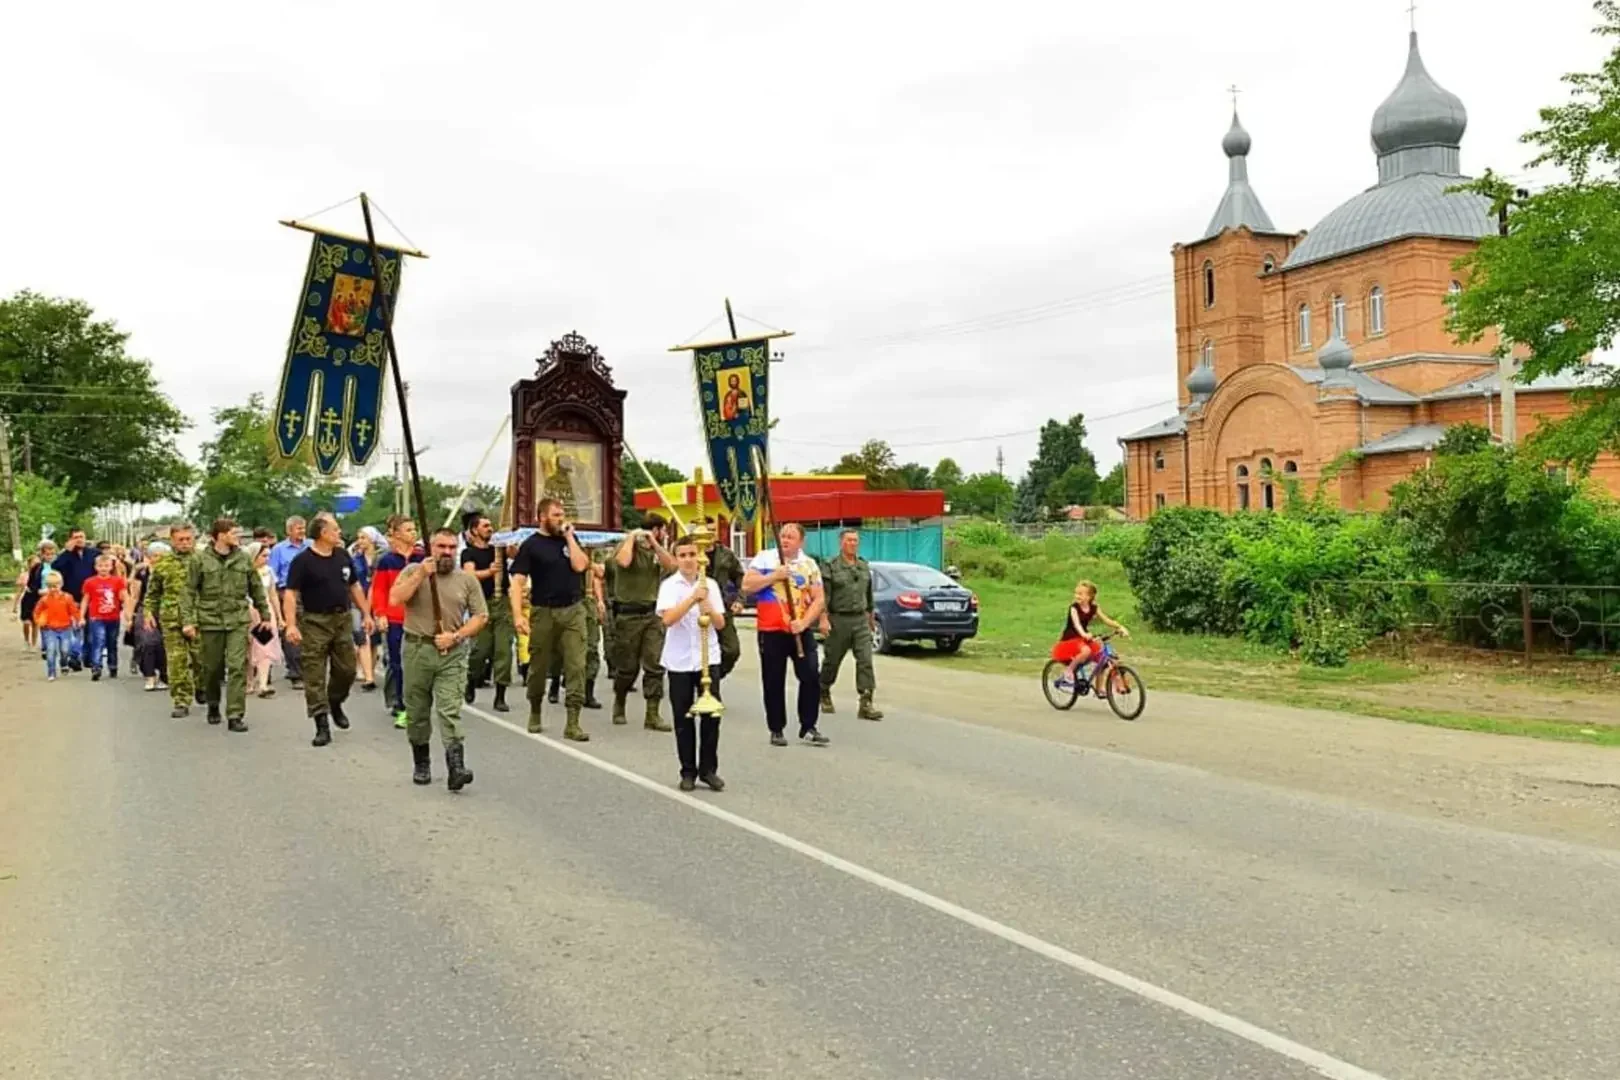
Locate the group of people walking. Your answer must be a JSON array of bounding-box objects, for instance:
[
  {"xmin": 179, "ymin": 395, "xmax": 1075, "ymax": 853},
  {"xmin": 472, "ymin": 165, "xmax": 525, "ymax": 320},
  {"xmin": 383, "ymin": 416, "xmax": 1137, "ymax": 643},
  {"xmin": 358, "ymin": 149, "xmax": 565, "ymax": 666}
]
[{"xmin": 12, "ymin": 500, "xmax": 890, "ymax": 795}]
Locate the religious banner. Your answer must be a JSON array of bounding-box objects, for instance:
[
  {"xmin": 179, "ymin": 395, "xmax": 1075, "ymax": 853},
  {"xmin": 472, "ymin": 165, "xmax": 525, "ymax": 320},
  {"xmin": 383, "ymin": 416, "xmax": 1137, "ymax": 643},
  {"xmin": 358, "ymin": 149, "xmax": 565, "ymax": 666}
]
[
  {"xmin": 692, "ymin": 338, "xmax": 770, "ymax": 524},
  {"xmin": 273, "ymin": 231, "xmax": 403, "ymax": 475}
]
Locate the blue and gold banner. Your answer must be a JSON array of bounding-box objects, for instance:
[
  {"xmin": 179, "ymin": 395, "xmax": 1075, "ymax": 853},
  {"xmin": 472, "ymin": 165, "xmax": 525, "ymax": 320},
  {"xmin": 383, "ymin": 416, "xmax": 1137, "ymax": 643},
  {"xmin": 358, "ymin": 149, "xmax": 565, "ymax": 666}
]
[
  {"xmin": 274, "ymin": 232, "xmax": 402, "ymax": 475},
  {"xmin": 694, "ymin": 338, "xmax": 769, "ymax": 524}
]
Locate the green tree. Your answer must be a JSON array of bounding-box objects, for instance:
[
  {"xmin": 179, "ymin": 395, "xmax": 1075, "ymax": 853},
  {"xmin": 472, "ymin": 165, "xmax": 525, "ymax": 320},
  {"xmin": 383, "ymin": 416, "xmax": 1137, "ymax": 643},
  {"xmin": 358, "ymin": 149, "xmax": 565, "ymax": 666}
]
[
  {"xmin": 1095, "ymin": 462, "xmax": 1125, "ymax": 506},
  {"xmin": 895, "ymin": 462, "xmax": 932, "ymax": 490},
  {"xmin": 190, "ymin": 394, "xmax": 346, "ymax": 529},
  {"xmin": 1015, "ymin": 414, "xmax": 1099, "ymax": 519},
  {"xmin": 826, "ymin": 439, "xmax": 901, "ymax": 487},
  {"xmin": 0, "ymin": 290, "xmax": 192, "ymax": 510},
  {"xmin": 346, "ymin": 471, "xmax": 463, "ymax": 533},
  {"xmin": 620, "ymin": 453, "xmax": 685, "ymax": 529},
  {"xmin": 1449, "ymin": 1, "xmax": 1620, "ymax": 468},
  {"xmin": 931, "ymin": 457, "xmax": 964, "ymax": 492},
  {"xmin": 952, "ymin": 471, "xmax": 1016, "ymax": 518},
  {"xmin": 15, "ymin": 473, "xmax": 85, "ymax": 548}
]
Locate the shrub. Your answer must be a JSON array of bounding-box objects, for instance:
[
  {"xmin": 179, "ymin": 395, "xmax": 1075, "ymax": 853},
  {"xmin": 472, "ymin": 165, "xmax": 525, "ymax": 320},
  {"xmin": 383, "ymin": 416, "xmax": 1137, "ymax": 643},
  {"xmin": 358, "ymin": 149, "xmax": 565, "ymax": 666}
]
[
  {"xmin": 1297, "ymin": 597, "xmax": 1368, "ymax": 667},
  {"xmin": 1082, "ymin": 523, "xmax": 1145, "ymax": 562}
]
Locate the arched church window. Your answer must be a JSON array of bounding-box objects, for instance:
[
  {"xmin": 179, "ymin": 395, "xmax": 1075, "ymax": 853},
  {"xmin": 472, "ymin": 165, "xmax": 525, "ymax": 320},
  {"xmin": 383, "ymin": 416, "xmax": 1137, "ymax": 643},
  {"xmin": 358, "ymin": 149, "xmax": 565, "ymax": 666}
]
[
  {"xmin": 1200, "ymin": 340, "xmax": 1214, "ymax": 369},
  {"xmin": 1368, "ymin": 286, "xmax": 1385, "ymax": 335},
  {"xmin": 1297, "ymin": 304, "xmax": 1311, "ymax": 350},
  {"xmin": 1262, "ymin": 254, "xmax": 1276, "ymax": 273},
  {"xmin": 1331, "ymin": 294, "xmax": 1347, "ymax": 339},
  {"xmin": 1283, "ymin": 461, "xmax": 1298, "ymax": 474},
  {"xmin": 1236, "ymin": 465, "xmax": 1251, "ymax": 510},
  {"xmin": 1203, "ymin": 261, "xmax": 1216, "ymax": 308},
  {"xmin": 1259, "ymin": 457, "xmax": 1273, "ymax": 474},
  {"xmin": 1153, "ymin": 450, "xmax": 1165, "ymax": 472}
]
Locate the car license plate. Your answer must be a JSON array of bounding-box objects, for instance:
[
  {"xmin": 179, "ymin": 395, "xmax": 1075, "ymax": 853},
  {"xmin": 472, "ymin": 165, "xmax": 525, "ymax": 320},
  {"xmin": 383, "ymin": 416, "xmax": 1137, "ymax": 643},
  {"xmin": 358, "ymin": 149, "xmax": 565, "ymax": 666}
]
[{"xmin": 934, "ymin": 601, "xmax": 965, "ymax": 612}]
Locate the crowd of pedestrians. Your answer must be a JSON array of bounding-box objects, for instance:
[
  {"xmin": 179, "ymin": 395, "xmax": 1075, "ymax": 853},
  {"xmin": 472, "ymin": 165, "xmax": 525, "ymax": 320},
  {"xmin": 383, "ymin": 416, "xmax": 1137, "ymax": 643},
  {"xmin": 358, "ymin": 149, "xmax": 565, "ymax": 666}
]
[{"xmin": 11, "ymin": 503, "xmax": 891, "ymax": 795}]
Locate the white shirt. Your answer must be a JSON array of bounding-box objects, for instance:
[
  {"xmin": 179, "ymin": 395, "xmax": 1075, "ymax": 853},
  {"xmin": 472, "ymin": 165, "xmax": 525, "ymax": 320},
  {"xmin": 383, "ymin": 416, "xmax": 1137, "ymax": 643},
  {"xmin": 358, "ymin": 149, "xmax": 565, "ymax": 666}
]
[{"xmin": 656, "ymin": 572, "xmax": 724, "ymax": 673}]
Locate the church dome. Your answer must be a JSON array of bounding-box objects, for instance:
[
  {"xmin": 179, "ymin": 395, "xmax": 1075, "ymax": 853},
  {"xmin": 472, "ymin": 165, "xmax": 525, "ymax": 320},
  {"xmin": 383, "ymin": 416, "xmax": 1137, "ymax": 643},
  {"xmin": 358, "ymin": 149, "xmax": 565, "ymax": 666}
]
[
  {"xmin": 1280, "ymin": 32, "xmax": 1490, "ymax": 271},
  {"xmin": 1371, "ymin": 32, "xmax": 1467, "ymax": 159},
  {"xmin": 1221, "ymin": 113, "xmax": 1252, "ymax": 159},
  {"xmin": 1187, "ymin": 364, "xmax": 1217, "ymax": 397},
  {"xmin": 1319, "ymin": 333, "xmax": 1353, "ymax": 372}
]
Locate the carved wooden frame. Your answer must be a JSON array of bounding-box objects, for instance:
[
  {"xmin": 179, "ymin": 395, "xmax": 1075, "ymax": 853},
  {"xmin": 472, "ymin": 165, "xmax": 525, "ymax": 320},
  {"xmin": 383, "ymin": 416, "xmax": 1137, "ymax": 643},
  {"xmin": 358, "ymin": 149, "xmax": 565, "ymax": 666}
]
[{"xmin": 510, "ymin": 331, "xmax": 627, "ymax": 529}]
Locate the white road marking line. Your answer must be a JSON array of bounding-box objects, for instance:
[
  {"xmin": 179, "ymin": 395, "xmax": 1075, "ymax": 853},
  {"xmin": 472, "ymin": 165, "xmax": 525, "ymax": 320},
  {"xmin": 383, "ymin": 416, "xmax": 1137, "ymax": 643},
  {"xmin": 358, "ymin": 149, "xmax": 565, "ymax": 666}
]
[{"xmin": 463, "ymin": 703, "xmax": 1388, "ymax": 1080}]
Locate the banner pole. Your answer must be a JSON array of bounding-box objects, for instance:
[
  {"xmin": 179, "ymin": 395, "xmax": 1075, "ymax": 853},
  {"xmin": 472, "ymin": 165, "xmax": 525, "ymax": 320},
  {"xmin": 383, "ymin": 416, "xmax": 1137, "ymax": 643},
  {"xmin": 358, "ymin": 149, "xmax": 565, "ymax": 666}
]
[
  {"xmin": 443, "ymin": 414, "xmax": 510, "ymax": 531},
  {"xmin": 359, "ymin": 192, "xmax": 441, "ymax": 631}
]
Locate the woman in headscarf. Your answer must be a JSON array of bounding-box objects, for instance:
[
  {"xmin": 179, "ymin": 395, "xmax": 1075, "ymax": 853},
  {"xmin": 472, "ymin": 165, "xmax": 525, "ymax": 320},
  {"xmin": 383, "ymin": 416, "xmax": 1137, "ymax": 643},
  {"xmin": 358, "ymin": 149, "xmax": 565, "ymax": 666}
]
[
  {"xmin": 244, "ymin": 541, "xmax": 284, "ymax": 698},
  {"xmin": 129, "ymin": 541, "xmax": 169, "ymax": 691}
]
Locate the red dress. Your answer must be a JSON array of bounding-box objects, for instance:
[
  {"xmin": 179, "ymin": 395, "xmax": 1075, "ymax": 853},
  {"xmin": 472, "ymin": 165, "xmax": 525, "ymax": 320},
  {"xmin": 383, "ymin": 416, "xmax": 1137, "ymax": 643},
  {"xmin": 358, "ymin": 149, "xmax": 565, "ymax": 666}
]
[{"xmin": 1050, "ymin": 602, "xmax": 1100, "ymax": 663}]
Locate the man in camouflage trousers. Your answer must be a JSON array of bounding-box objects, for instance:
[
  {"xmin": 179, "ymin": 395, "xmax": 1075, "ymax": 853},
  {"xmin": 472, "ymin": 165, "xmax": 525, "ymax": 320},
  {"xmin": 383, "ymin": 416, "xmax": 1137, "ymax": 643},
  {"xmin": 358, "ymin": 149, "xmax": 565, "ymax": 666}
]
[
  {"xmin": 184, "ymin": 517, "xmax": 269, "ymax": 732},
  {"xmin": 610, "ymin": 511, "xmax": 676, "ymax": 730},
  {"xmin": 702, "ymin": 517, "xmax": 745, "ymax": 679},
  {"xmin": 145, "ymin": 521, "xmax": 201, "ymax": 719},
  {"xmin": 819, "ymin": 528, "xmax": 885, "ymax": 720}
]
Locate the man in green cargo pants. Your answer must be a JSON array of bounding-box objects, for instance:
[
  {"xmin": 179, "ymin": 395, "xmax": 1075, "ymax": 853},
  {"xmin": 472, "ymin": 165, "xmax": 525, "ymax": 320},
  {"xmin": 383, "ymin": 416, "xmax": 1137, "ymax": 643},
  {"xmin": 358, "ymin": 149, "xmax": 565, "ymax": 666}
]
[
  {"xmin": 391, "ymin": 527, "xmax": 486, "ymax": 790},
  {"xmin": 510, "ymin": 497, "xmax": 593, "ymax": 742},
  {"xmin": 283, "ymin": 514, "xmax": 372, "ymax": 748},
  {"xmin": 184, "ymin": 517, "xmax": 269, "ymax": 732},
  {"xmin": 610, "ymin": 511, "xmax": 677, "ymax": 731}
]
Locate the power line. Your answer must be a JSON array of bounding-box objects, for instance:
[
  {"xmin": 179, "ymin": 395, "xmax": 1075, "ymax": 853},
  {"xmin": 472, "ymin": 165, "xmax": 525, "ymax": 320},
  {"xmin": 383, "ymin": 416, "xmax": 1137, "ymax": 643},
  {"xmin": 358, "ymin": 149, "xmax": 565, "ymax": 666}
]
[{"xmin": 773, "ymin": 399, "xmax": 1177, "ymax": 451}]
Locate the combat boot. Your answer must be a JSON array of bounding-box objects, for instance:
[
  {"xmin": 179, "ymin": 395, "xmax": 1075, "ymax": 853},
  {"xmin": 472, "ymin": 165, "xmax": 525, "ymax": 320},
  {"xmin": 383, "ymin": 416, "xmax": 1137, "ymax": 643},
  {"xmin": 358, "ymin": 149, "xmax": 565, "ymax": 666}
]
[
  {"xmin": 527, "ymin": 711, "xmax": 544, "ymax": 735},
  {"xmin": 583, "ymin": 679, "xmax": 602, "ymax": 710},
  {"xmin": 446, "ymin": 742, "xmax": 474, "ymax": 792},
  {"xmin": 171, "ymin": 705, "xmax": 189, "ymax": 719},
  {"xmin": 330, "ymin": 702, "xmax": 350, "ymax": 730},
  {"xmin": 820, "ymin": 688, "xmax": 836, "ymax": 714},
  {"xmin": 644, "ymin": 699, "xmax": 672, "ymax": 733},
  {"xmin": 546, "ymin": 675, "xmax": 561, "ymax": 705},
  {"xmin": 411, "ymin": 742, "xmax": 432, "ymax": 785},
  {"xmin": 206, "ymin": 705, "xmax": 222, "ymax": 725},
  {"xmin": 227, "ymin": 716, "xmax": 248, "ymax": 733},
  {"xmin": 311, "ymin": 712, "xmax": 332, "ymax": 747},
  {"xmin": 858, "ymin": 693, "xmax": 885, "ymax": 721},
  {"xmin": 612, "ymin": 693, "xmax": 628, "ymax": 725},
  {"xmin": 464, "ymin": 676, "xmax": 476, "ymax": 705},
  {"xmin": 563, "ymin": 716, "xmax": 590, "ymax": 742},
  {"xmin": 492, "ymin": 684, "xmax": 509, "ymax": 713}
]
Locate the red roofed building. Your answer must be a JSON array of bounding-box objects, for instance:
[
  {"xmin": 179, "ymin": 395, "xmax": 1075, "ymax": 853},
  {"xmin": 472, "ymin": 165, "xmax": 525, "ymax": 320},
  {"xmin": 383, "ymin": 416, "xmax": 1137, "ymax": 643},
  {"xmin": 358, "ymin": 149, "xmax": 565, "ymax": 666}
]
[{"xmin": 634, "ymin": 473, "xmax": 947, "ymax": 565}]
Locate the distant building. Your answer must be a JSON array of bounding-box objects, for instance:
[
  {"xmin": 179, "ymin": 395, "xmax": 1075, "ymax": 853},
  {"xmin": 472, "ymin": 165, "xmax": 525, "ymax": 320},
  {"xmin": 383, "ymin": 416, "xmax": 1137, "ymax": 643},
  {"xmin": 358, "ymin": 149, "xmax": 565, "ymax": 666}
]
[
  {"xmin": 1121, "ymin": 30, "xmax": 1617, "ymax": 519},
  {"xmin": 634, "ymin": 473, "xmax": 948, "ymax": 567}
]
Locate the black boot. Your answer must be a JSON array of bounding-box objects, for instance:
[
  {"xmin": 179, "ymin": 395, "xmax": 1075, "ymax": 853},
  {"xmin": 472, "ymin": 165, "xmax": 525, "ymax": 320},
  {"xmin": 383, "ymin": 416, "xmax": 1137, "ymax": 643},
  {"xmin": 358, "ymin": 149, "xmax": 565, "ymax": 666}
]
[
  {"xmin": 206, "ymin": 705, "xmax": 222, "ymax": 725},
  {"xmin": 547, "ymin": 675, "xmax": 561, "ymax": 705},
  {"xmin": 330, "ymin": 702, "xmax": 350, "ymax": 730},
  {"xmin": 311, "ymin": 712, "xmax": 332, "ymax": 747},
  {"xmin": 464, "ymin": 677, "xmax": 476, "ymax": 705},
  {"xmin": 492, "ymin": 684, "xmax": 510, "ymax": 713},
  {"xmin": 227, "ymin": 716, "xmax": 248, "ymax": 733},
  {"xmin": 411, "ymin": 742, "xmax": 432, "ymax": 785},
  {"xmin": 583, "ymin": 679, "xmax": 602, "ymax": 710},
  {"xmin": 446, "ymin": 742, "xmax": 474, "ymax": 792}
]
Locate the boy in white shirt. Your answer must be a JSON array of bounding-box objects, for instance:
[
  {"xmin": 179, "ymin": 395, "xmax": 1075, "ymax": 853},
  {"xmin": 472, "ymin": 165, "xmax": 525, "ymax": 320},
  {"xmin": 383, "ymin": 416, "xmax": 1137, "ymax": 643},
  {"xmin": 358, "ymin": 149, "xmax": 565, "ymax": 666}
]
[{"xmin": 656, "ymin": 535, "xmax": 728, "ymax": 792}]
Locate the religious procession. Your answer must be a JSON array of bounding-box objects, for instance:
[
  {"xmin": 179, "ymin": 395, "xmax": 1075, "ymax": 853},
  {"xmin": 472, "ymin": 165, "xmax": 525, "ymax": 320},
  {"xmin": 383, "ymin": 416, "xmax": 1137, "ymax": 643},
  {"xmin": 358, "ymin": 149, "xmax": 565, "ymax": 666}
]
[{"xmin": 14, "ymin": 202, "xmax": 892, "ymax": 797}]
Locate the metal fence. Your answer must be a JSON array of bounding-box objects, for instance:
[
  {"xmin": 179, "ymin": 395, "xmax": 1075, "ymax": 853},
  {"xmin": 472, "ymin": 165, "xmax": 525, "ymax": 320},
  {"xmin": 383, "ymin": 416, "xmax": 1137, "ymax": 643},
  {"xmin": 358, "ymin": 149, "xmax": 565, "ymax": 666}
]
[{"xmin": 1310, "ymin": 579, "xmax": 1620, "ymax": 664}]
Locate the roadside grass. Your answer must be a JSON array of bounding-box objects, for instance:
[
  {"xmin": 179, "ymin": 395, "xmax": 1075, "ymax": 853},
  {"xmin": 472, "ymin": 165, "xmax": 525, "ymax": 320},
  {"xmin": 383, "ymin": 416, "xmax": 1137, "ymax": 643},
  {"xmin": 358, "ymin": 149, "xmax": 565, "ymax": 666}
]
[{"xmin": 929, "ymin": 530, "xmax": 1619, "ymax": 745}]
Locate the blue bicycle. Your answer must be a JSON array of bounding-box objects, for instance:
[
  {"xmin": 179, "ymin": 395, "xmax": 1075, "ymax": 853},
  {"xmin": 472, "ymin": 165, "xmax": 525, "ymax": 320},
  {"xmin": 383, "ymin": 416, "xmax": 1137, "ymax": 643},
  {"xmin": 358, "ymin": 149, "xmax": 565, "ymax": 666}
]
[{"xmin": 1040, "ymin": 634, "xmax": 1146, "ymax": 721}]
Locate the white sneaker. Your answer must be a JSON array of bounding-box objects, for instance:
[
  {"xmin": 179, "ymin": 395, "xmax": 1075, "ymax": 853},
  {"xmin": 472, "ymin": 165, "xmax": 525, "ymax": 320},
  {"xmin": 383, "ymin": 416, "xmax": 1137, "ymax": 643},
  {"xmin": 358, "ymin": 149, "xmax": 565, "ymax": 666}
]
[{"xmin": 47, "ymin": 675, "xmax": 57, "ymax": 682}]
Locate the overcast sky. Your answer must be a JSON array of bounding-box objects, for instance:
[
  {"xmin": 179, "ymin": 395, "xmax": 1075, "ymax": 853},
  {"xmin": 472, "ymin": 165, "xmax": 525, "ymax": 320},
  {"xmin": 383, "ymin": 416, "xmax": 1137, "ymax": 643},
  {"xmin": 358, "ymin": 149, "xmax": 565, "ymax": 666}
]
[{"xmin": 2, "ymin": 0, "xmax": 1605, "ymax": 500}]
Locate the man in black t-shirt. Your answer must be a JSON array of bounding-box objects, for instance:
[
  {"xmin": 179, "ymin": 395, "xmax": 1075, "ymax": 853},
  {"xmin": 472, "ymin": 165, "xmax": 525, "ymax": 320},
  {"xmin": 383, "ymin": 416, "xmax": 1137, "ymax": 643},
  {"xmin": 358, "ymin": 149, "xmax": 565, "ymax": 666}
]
[
  {"xmin": 461, "ymin": 513, "xmax": 514, "ymax": 712},
  {"xmin": 509, "ymin": 497, "xmax": 590, "ymax": 741},
  {"xmin": 283, "ymin": 514, "xmax": 373, "ymax": 747}
]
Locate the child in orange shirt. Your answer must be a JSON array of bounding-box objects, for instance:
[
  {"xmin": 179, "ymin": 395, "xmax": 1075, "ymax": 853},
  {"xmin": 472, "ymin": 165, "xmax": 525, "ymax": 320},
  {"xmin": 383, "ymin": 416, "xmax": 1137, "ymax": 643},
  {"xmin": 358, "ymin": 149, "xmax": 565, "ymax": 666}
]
[{"xmin": 34, "ymin": 571, "xmax": 82, "ymax": 681}]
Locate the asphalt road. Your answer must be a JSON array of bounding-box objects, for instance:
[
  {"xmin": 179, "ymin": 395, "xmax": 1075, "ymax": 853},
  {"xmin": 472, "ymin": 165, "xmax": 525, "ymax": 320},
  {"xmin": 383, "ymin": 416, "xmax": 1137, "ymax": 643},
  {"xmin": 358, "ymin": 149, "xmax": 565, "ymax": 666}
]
[{"xmin": 3, "ymin": 639, "xmax": 1618, "ymax": 1080}]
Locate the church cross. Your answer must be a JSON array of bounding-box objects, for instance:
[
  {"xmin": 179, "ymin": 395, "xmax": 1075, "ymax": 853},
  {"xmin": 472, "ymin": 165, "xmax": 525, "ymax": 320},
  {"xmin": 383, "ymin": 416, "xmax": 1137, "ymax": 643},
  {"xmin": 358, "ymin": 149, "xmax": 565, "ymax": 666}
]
[
  {"xmin": 1407, "ymin": 0, "xmax": 1417, "ymax": 32},
  {"xmin": 1227, "ymin": 84, "xmax": 1241, "ymax": 111},
  {"xmin": 282, "ymin": 409, "xmax": 302, "ymax": 440}
]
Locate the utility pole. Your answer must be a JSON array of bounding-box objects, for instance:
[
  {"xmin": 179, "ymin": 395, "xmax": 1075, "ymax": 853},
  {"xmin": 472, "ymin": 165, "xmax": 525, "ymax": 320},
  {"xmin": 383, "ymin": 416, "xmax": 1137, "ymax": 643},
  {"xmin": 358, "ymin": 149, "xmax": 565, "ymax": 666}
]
[
  {"xmin": 21, "ymin": 431, "xmax": 31, "ymax": 474},
  {"xmin": 1495, "ymin": 193, "xmax": 1528, "ymax": 446},
  {"xmin": 0, "ymin": 415, "xmax": 23, "ymax": 562}
]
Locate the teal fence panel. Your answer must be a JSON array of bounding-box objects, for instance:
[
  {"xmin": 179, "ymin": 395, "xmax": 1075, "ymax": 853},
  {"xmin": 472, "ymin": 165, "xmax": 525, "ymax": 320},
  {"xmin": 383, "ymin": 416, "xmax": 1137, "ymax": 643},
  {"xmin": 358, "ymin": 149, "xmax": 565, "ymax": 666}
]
[{"xmin": 800, "ymin": 524, "xmax": 944, "ymax": 569}]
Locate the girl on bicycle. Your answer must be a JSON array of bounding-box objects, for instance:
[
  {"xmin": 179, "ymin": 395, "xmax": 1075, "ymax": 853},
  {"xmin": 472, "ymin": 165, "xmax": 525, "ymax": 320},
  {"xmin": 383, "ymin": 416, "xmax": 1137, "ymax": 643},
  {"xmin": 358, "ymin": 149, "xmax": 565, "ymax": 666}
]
[{"xmin": 1051, "ymin": 580, "xmax": 1129, "ymax": 691}]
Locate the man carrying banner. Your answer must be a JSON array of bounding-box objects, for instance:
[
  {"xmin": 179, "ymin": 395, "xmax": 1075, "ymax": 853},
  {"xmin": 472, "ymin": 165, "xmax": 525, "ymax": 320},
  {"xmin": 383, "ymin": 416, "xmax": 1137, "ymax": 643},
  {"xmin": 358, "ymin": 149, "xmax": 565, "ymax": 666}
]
[
  {"xmin": 743, "ymin": 522, "xmax": 829, "ymax": 747},
  {"xmin": 610, "ymin": 510, "xmax": 676, "ymax": 731}
]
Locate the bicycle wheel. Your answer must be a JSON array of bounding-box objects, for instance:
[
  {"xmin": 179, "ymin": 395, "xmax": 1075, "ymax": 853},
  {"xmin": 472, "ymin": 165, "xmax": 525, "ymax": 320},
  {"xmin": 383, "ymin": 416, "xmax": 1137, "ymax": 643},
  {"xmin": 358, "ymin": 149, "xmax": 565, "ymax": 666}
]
[
  {"xmin": 1102, "ymin": 663, "xmax": 1146, "ymax": 721},
  {"xmin": 1041, "ymin": 659, "xmax": 1081, "ymax": 711}
]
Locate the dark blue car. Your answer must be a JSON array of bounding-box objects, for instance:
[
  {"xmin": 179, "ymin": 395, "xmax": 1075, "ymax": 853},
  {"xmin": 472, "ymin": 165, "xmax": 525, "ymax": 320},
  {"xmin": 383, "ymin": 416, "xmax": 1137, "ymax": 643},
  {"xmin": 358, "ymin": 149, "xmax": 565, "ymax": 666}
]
[{"xmin": 868, "ymin": 561, "xmax": 978, "ymax": 654}]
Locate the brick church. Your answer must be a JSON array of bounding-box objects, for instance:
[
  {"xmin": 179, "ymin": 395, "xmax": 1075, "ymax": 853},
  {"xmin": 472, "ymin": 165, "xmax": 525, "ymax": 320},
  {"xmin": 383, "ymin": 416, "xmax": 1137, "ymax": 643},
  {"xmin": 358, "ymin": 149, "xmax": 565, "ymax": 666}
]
[{"xmin": 1121, "ymin": 30, "xmax": 1614, "ymax": 519}]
